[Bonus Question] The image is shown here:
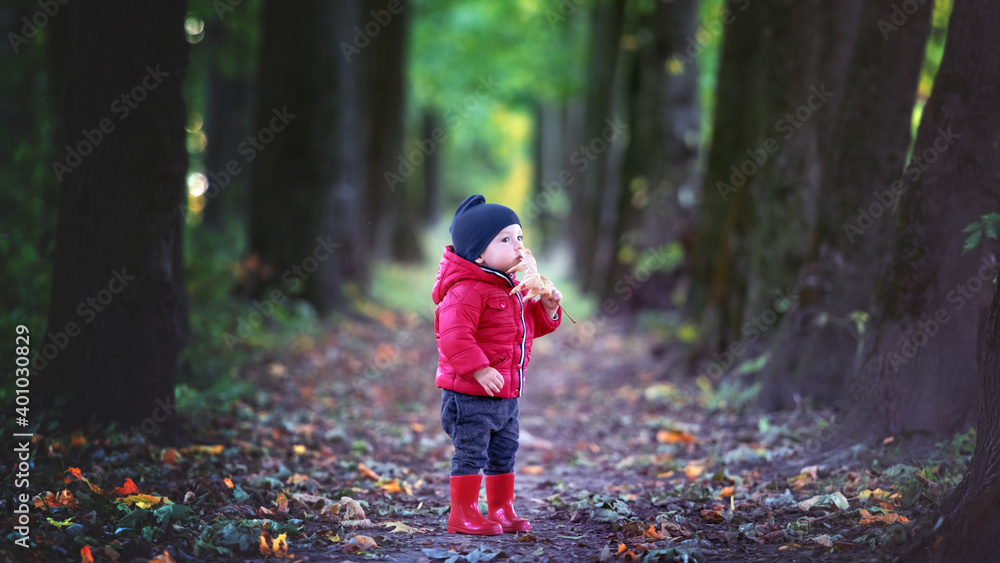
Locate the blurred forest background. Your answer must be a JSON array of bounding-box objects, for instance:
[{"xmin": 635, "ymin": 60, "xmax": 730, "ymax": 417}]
[{"xmin": 5, "ymin": 0, "xmax": 1000, "ymax": 558}]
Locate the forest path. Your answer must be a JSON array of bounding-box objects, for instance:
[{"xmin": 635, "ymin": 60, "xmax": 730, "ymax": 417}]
[{"xmin": 6, "ymin": 311, "xmax": 928, "ymax": 562}]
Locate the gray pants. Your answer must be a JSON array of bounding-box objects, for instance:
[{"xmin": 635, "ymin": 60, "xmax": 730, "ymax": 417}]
[{"xmin": 441, "ymin": 389, "xmax": 520, "ymax": 476}]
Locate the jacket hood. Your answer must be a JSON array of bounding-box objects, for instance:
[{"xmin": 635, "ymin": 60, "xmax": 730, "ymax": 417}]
[{"xmin": 432, "ymin": 245, "xmax": 514, "ymax": 305}]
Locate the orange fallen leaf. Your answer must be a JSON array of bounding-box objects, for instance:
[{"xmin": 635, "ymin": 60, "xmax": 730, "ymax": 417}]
[
  {"xmin": 616, "ymin": 543, "xmax": 627, "ymax": 555},
  {"xmin": 80, "ymin": 545, "xmax": 94, "ymax": 563},
  {"xmin": 276, "ymin": 492, "xmax": 289, "ymax": 513},
  {"xmin": 643, "ymin": 523, "xmax": 662, "ymax": 540},
  {"xmin": 259, "ymin": 532, "xmax": 291, "ymax": 558},
  {"xmin": 224, "ymin": 478, "xmax": 235, "ymax": 489},
  {"xmin": 114, "ymin": 478, "xmax": 141, "ymax": 496},
  {"xmin": 521, "ymin": 465, "xmax": 544, "ymax": 475},
  {"xmin": 70, "ymin": 432, "xmax": 87, "ymax": 448},
  {"xmin": 148, "ymin": 550, "xmax": 176, "ymax": 563},
  {"xmin": 162, "ymin": 448, "xmax": 178, "ymax": 465},
  {"xmin": 410, "ymin": 422, "xmax": 425, "ymax": 432},
  {"xmin": 358, "ymin": 463, "xmax": 381, "ymax": 481},
  {"xmin": 683, "ymin": 461, "xmax": 705, "ymax": 480},
  {"xmin": 657, "ymin": 430, "xmax": 697, "ymax": 445},
  {"xmin": 720, "ymin": 486, "xmax": 735, "ymax": 498},
  {"xmin": 859, "ymin": 509, "xmax": 908, "ymax": 525},
  {"xmin": 64, "ymin": 467, "xmax": 84, "ymax": 483},
  {"xmin": 34, "ymin": 490, "xmax": 77, "ymax": 510}
]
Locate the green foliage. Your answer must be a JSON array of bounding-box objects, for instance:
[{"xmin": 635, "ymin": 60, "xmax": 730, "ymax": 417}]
[{"xmin": 962, "ymin": 212, "xmax": 1000, "ymax": 254}]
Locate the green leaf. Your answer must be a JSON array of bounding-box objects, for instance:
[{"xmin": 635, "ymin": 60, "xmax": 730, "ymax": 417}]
[
  {"xmin": 117, "ymin": 508, "xmax": 150, "ymax": 529},
  {"xmin": 232, "ymin": 483, "xmax": 250, "ymax": 503},
  {"xmin": 46, "ymin": 517, "xmax": 74, "ymax": 528},
  {"xmin": 963, "ymin": 230, "xmax": 983, "ymax": 254},
  {"xmin": 155, "ymin": 503, "xmax": 195, "ymax": 526},
  {"xmin": 963, "ymin": 221, "xmax": 982, "ymax": 233}
]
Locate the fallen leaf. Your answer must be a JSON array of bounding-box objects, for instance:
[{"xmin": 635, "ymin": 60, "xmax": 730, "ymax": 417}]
[
  {"xmin": 292, "ymin": 444, "xmax": 307, "ymax": 455},
  {"xmin": 179, "ymin": 444, "xmax": 224, "ymax": 455},
  {"xmin": 859, "ymin": 509, "xmax": 908, "ymax": 525},
  {"xmin": 162, "ymin": 449, "xmax": 178, "ymax": 465},
  {"xmin": 118, "ymin": 493, "xmax": 171, "ymax": 509},
  {"xmin": 521, "ymin": 465, "xmax": 545, "ymax": 475},
  {"xmin": 798, "ymin": 491, "xmax": 849, "ymax": 512},
  {"xmin": 384, "ymin": 521, "xmax": 419, "ymax": 533},
  {"xmin": 358, "ymin": 463, "xmax": 381, "ymax": 481},
  {"xmin": 814, "ymin": 534, "xmax": 833, "ymax": 548},
  {"xmin": 113, "ymin": 478, "xmax": 141, "ymax": 496},
  {"xmin": 34, "ymin": 490, "xmax": 77, "ymax": 510},
  {"xmin": 683, "ymin": 461, "xmax": 705, "ymax": 480},
  {"xmin": 148, "ymin": 550, "xmax": 176, "ymax": 563},
  {"xmin": 379, "ymin": 478, "xmax": 413, "ymax": 495},
  {"xmin": 259, "ymin": 532, "xmax": 291, "ymax": 558},
  {"xmin": 720, "ymin": 486, "xmax": 735, "ymax": 498},
  {"xmin": 81, "ymin": 545, "xmax": 93, "ymax": 563},
  {"xmin": 882, "ymin": 436, "xmax": 894, "ymax": 445},
  {"xmin": 70, "ymin": 432, "xmax": 87, "ymax": 448},
  {"xmin": 657, "ymin": 430, "xmax": 697, "ymax": 445},
  {"xmin": 411, "ymin": 422, "xmax": 425, "ymax": 432},
  {"xmin": 342, "ymin": 535, "xmax": 378, "ymax": 554}
]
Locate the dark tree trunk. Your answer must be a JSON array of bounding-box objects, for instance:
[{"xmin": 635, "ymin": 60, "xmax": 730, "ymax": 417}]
[
  {"xmin": 848, "ymin": 0, "xmax": 1000, "ymax": 442},
  {"xmin": 605, "ymin": 0, "xmax": 700, "ymax": 309},
  {"xmin": 571, "ymin": 0, "xmax": 626, "ymax": 293},
  {"xmin": 687, "ymin": 0, "xmax": 763, "ymax": 350},
  {"xmin": 202, "ymin": 17, "xmax": 254, "ymax": 231},
  {"xmin": 528, "ymin": 101, "xmax": 565, "ymax": 251},
  {"xmin": 744, "ymin": 0, "xmax": 826, "ymax": 324},
  {"xmin": 758, "ymin": 0, "xmax": 931, "ymax": 411},
  {"xmin": 362, "ymin": 0, "xmax": 418, "ymax": 262},
  {"xmin": 247, "ymin": 0, "xmax": 365, "ymax": 314},
  {"xmin": 39, "ymin": 0, "xmax": 189, "ymax": 440}
]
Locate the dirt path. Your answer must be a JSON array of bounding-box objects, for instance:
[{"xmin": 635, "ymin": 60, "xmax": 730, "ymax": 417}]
[{"xmin": 3, "ymin": 313, "xmax": 936, "ymax": 562}]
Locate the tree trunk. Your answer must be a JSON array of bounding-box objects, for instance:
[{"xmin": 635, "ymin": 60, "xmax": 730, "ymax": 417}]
[
  {"xmin": 39, "ymin": 0, "xmax": 189, "ymax": 440},
  {"xmin": 362, "ymin": 0, "xmax": 418, "ymax": 262},
  {"xmin": 757, "ymin": 0, "xmax": 931, "ymax": 411},
  {"xmin": 848, "ymin": 0, "xmax": 1000, "ymax": 442},
  {"xmin": 743, "ymin": 0, "xmax": 825, "ymax": 325},
  {"xmin": 687, "ymin": 0, "xmax": 763, "ymax": 350},
  {"xmin": 570, "ymin": 0, "xmax": 626, "ymax": 293},
  {"xmin": 605, "ymin": 0, "xmax": 700, "ymax": 309},
  {"xmin": 247, "ymin": 0, "xmax": 365, "ymax": 314},
  {"xmin": 202, "ymin": 17, "xmax": 254, "ymax": 231}
]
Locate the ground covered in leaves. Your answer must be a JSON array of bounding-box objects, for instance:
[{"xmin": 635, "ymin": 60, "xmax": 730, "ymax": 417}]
[{"xmin": 1, "ymin": 310, "xmax": 974, "ymax": 562}]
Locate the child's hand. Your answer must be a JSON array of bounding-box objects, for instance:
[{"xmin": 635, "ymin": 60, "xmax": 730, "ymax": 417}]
[
  {"xmin": 473, "ymin": 367, "xmax": 504, "ymax": 397},
  {"xmin": 541, "ymin": 289, "xmax": 563, "ymax": 318}
]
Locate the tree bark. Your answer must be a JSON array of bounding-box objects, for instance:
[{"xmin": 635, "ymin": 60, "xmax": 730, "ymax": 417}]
[
  {"xmin": 848, "ymin": 0, "xmax": 1000, "ymax": 441},
  {"xmin": 39, "ymin": 0, "xmax": 189, "ymax": 439},
  {"xmin": 570, "ymin": 0, "xmax": 626, "ymax": 293},
  {"xmin": 202, "ymin": 17, "xmax": 255, "ymax": 231},
  {"xmin": 757, "ymin": 0, "xmax": 929, "ymax": 411},
  {"xmin": 362, "ymin": 0, "xmax": 418, "ymax": 262},
  {"xmin": 687, "ymin": 0, "xmax": 763, "ymax": 350},
  {"xmin": 247, "ymin": 0, "xmax": 365, "ymax": 314},
  {"xmin": 605, "ymin": 0, "xmax": 700, "ymax": 309}
]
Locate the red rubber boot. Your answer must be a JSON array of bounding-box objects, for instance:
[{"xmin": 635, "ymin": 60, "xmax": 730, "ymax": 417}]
[
  {"xmin": 448, "ymin": 475, "xmax": 503, "ymax": 535},
  {"xmin": 485, "ymin": 473, "xmax": 531, "ymax": 533}
]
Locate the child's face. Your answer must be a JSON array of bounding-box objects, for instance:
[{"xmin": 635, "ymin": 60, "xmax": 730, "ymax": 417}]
[{"xmin": 476, "ymin": 224, "xmax": 524, "ymax": 272}]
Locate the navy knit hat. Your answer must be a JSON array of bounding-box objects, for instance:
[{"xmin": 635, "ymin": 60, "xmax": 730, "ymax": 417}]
[{"xmin": 449, "ymin": 194, "xmax": 520, "ymax": 263}]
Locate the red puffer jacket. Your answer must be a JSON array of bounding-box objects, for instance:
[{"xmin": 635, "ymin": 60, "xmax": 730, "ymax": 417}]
[{"xmin": 433, "ymin": 245, "xmax": 560, "ymax": 398}]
